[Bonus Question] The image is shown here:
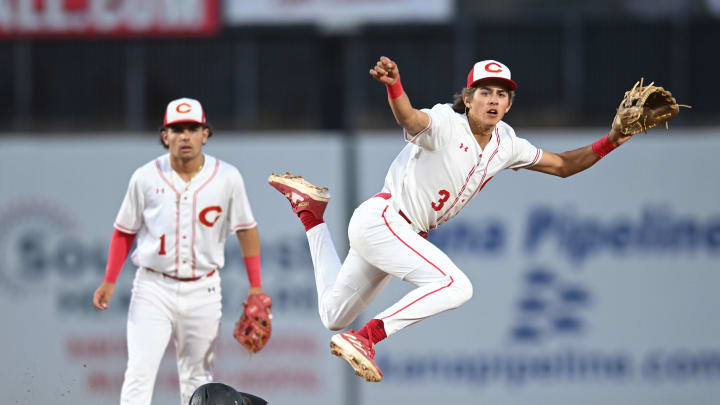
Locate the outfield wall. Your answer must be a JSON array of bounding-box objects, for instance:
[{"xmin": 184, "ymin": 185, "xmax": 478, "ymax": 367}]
[{"xmin": 1, "ymin": 128, "xmax": 718, "ymax": 405}]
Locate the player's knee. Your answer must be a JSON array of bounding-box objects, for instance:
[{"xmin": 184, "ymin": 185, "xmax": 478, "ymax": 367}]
[
  {"xmin": 319, "ymin": 309, "xmax": 351, "ymax": 331},
  {"xmin": 325, "ymin": 320, "xmax": 346, "ymax": 331},
  {"xmin": 125, "ymin": 362, "xmax": 156, "ymax": 384},
  {"xmin": 322, "ymin": 316, "xmax": 350, "ymax": 331},
  {"xmin": 449, "ymin": 274, "xmax": 473, "ymax": 308}
]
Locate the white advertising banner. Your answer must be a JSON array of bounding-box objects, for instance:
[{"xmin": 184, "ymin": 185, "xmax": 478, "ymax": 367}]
[
  {"xmin": 1, "ymin": 129, "xmax": 719, "ymax": 405},
  {"xmin": 224, "ymin": 0, "xmax": 453, "ymax": 29},
  {"xmin": 0, "ymin": 134, "xmax": 348, "ymax": 405}
]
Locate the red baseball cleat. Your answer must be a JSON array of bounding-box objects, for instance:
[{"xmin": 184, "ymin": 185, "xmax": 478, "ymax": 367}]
[
  {"xmin": 268, "ymin": 172, "xmax": 330, "ymax": 219},
  {"xmin": 330, "ymin": 329, "xmax": 383, "ymax": 382}
]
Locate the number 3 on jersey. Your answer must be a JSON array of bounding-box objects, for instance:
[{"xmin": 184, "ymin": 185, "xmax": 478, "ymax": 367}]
[{"xmin": 431, "ymin": 190, "xmax": 450, "ymax": 211}]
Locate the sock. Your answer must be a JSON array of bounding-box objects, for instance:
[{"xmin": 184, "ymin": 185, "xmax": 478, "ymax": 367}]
[
  {"xmin": 299, "ymin": 211, "xmax": 323, "ymax": 231},
  {"xmin": 357, "ymin": 319, "xmax": 387, "ymax": 345}
]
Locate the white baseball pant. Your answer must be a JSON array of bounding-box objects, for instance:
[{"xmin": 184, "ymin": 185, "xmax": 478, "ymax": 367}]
[
  {"xmin": 120, "ymin": 268, "xmax": 222, "ymax": 405},
  {"xmin": 306, "ymin": 195, "xmax": 473, "ymax": 336}
]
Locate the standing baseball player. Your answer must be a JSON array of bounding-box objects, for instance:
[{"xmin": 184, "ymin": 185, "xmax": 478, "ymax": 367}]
[
  {"xmin": 268, "ymin": 56, "xmax": 639, "ymax": 382},
  {"xmin": 92, "ymin": 97, "xmax": 271, "ymax": 405}
]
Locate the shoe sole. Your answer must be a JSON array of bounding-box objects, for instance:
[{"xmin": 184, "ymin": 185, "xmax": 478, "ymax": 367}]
[
  {"xmin": 268, "ymin": 172, "xmax": 330, "ymax": 202},
  {"xmin": 329, "ymin": 334, "xmax": 382, "ymax": 382}
]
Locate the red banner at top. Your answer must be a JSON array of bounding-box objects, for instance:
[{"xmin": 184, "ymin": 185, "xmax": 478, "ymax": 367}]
[{"xmin": 0, "ymin": 0, "xmax": 219, "ymax": 39}]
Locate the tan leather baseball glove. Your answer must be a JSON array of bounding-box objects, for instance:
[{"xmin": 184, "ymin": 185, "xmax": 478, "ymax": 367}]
[
  {"xmin": 233, "ymin": 293, "xmax": 272, "ymax": 354},
  {"xmin": 613, "ymin": 78, "xmax": 690, "ymax": 135}
]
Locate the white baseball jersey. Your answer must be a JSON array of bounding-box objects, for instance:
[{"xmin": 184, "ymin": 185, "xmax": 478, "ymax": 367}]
[
  {"xmin": 381, "ymin": 103, "xmax": 542, "ymax": 233},
  {"xmin": 114, "ymin": 154, "xmax": 256, "ymax": 278}
]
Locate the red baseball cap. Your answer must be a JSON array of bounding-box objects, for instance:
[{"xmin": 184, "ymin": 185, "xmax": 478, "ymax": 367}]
[
  {"xmin": 466, "ymin": 60, "xmax": 517, "ymax": 90},
  {"xmin": 164, "ymin": 98, "xmax": 206, "ymax": 126}
]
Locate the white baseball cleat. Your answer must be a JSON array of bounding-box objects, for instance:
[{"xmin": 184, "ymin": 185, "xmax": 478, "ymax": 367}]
[
  {"xmin": 268, "ymin": 172, "xmax": 330, "ymax": 219},
  {"xmin": 330, "ymin": 329, "xmax": 383, "ymax": 382}
]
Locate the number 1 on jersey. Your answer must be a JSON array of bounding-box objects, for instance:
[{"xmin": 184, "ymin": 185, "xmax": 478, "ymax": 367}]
[{"xmin": 158, "ymin": 234, "xmax": 167, "ymax": 255}]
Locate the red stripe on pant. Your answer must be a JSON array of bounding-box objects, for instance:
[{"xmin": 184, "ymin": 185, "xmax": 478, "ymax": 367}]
[
  {"xmin": 378, "ymin": 205, "xmax": 453, "ymax": 320},
  {"xmin": 374, "ymin": 193, "xmax": 428, "ymax": 238}
]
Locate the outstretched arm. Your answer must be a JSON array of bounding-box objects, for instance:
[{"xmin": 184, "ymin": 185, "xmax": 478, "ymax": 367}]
[
  {"xmin": 369, "ymin": 56, "xmax": 429, "ymax": 135},
  {"xmin": 529, "ymin": 126, "xmax": 633, "ymax": 178}
]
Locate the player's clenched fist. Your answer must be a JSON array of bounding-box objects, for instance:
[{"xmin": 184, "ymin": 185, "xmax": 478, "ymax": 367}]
[{"xmin": 369, "ymin": 56, "xmax": 399, "ymax": 85}]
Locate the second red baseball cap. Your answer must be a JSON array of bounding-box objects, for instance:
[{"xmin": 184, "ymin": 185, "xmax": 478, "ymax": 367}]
[
  {"xmin": 164, "ymin": 98, "xmax": 206, "ymax": 126},
  {"xmin": 466, "ymin": 60, "xmax": 517, "ymax": 90}
]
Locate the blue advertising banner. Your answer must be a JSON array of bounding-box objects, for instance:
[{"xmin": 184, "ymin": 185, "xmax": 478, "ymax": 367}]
[{"xmin": 355, "ymin": 130, "xmax": 720, "ymax": 405}]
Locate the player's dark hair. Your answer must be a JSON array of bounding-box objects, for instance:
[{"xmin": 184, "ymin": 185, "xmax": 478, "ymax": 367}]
[
  {"xmin": 451, "ymin": 86, "xmax": 515, "ymax": 114},
  {"xmin": 158, "ymin": 124, "xmax": 213, "ymax": 149}
]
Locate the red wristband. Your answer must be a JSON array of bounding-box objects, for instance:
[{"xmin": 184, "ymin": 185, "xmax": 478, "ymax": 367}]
[
  {"xmin": 386, "ymin": 77, "xmax": 403, "ymax": 100},
  {"xmin": 244, "ymin": 256, "xmax": 262, "ymax": 288},
  {"xmin": 591, "ymin": 133, "xmax": 617, "ymax": 158},
  {"xmin": 104, "ymin": 229, "xmax": 135, "ymax": 283}
]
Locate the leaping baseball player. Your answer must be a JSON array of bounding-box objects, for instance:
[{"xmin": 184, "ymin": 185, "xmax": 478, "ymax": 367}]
[
  {"xmin": 268, "ymin": 56, "xmax": 651, "ymax": 382},
  {"xmin": 92, "ymin": 98, "xmax": 271, "ymax": 405}
]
